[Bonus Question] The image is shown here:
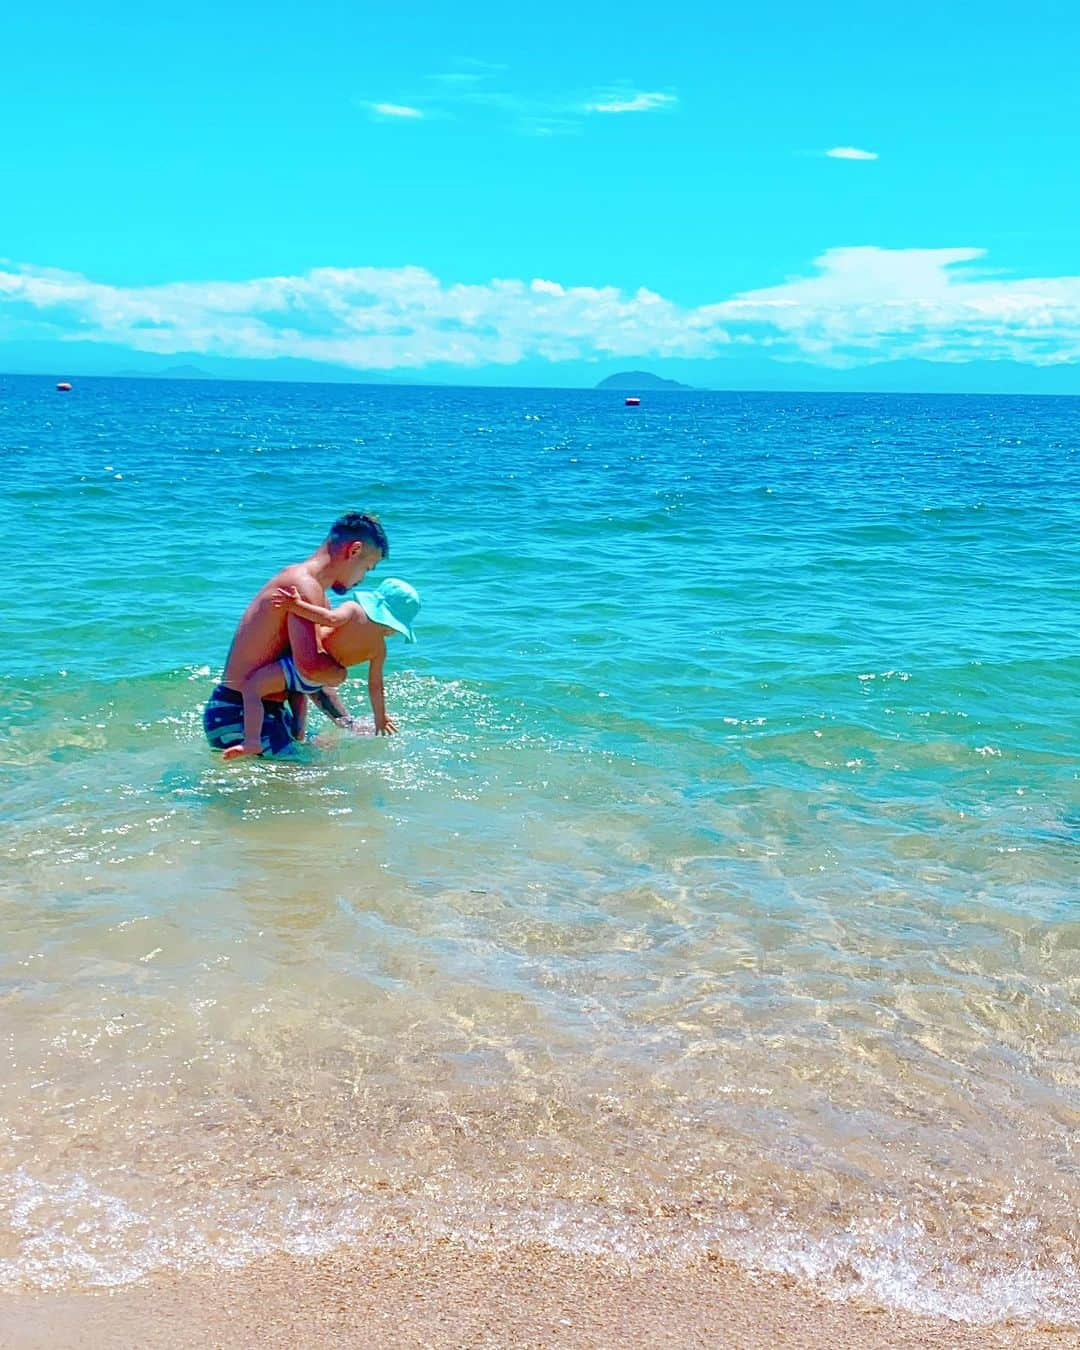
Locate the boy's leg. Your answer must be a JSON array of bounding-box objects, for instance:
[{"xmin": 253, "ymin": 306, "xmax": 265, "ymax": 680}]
[{"xmin": 223, "ymin": 662, "xmax": 288, "ymax": 759}]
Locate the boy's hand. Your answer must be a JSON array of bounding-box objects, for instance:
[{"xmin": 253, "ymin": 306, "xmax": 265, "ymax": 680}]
[
  {"xmin": 375, "ymin": 714, "xmax": 398, "ymax": 736},
  {"xmin": 271, "ymin": 585, "xmax": 304, "ymax": 611}
]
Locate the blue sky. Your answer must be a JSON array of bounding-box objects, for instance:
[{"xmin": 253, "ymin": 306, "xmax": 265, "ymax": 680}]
[{"xmin": 2, "ymin": 0, "xmax": 1080, "ymax": 387}]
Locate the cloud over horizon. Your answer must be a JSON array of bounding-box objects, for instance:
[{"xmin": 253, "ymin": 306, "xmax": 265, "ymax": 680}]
[
  {"xmin": 825, "ymin": 146, "xmax": 879, "ymax": 160},
  {"xmin": 3, "ymin": 248, "xmax": 1080, "ymax": 372}
]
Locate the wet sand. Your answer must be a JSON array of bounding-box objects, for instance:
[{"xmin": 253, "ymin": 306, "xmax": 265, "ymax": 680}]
[{"xmin": 0, "ymin": 1242, "xmax": 1071, "ymax": 1349}]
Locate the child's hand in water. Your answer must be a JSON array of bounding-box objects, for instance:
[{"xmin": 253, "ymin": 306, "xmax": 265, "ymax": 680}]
[
  {"xmin": 375, "ymin": 714, "xmax": 399, "ymax": 735},
  {"xmin": 271, "ymin": 586, "xmax": 303, "ymax": 611}
]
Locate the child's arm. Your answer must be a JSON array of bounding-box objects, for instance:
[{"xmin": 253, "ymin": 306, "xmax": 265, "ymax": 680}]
[
  {"xmin": 272, "ymin": 586, "xmax": 353, "ymax": 631},
  {"xmin": 367, "ymin": 652, "xmax": 398, "ymax": 735},
  {"xmin": 223, "ymin": 660, "xmax": 288, "ymax": 759}
]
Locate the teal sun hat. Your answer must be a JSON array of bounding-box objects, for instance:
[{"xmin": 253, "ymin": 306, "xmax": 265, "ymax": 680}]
[{"xmin": 354, "ymin": 577, "xmax": 421, "ymax": 643}]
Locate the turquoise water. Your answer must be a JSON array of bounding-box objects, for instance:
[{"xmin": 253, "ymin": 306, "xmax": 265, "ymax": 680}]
[{"xmin": 1, "ymin": 375, "xmax": 1077, "ymax": 1322}]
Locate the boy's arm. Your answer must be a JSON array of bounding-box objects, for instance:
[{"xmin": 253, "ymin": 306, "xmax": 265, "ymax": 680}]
[
  {"xmin": 367, "ymin": 652, "xmax": 398, "ymax": 735},
  {"xmin": 287, "ymin": 611, "xmax": 348, "ymax": 688},
  {"xmin": 287, "ymin": 691, "xmax": 308, "ymax": 741},
  {"xmin": 272, "ymin": 587, "xmax": 353, "ymax": 630},
  {"xmin": 282, "ymin": 577, "xmax": 348, "ymax": 689}
]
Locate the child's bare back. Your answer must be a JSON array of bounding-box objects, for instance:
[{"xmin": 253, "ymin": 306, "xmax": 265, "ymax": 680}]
[{"xmin": 319, "ymin": 603, "xmax": 387, "ymax": 668}]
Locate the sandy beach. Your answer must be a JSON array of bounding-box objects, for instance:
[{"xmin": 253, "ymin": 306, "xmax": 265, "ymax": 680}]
[{"xmin": 1, "ymin": 1242, "xmax": 1072, "ymax": 1350}]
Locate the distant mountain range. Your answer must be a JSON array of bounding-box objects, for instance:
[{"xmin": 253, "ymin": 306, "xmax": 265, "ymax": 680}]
[
  {"xmin": 114, "ymin": 364, "xmax": 218, "ymax": 379},
  {"xmin": 595, "ymin": 370, "xmax": 694, "ymax": 391},
  {"xmin": 3, "ymin": 338, "xmax": 1078, "ymax": 395}
]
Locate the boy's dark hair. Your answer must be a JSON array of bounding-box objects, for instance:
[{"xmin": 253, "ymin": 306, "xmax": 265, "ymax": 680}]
[{"xmin": 327, "ymin": 511, "xmax": 389, "ymax": 559}]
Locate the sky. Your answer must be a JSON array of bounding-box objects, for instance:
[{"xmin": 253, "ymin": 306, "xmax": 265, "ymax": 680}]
[{"xmin": 2, "ymin": 0, "xmax": 1080, "ymax": 389}]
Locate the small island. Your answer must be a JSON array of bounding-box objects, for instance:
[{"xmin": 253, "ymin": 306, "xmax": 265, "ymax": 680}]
[{"xmin": 595, "ymin": 370, "xmax": 694, "ymax": 391}]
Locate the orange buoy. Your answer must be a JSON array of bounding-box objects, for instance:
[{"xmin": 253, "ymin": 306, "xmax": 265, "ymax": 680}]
[
  {"xmin": 56, "ymin": 382, "xmax": 72, "ymax": 391},
  {"xmin": 624, "ymin": 396, "xmax": 640, "ymax": 406}
]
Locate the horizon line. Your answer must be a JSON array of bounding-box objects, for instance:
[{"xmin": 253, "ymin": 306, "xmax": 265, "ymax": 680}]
[{"xmin": 3, "ymin": 369, "xmax": 1079, "ymax": 400}]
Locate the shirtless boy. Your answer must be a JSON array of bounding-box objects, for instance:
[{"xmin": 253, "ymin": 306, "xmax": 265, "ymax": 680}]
[
  {"xmin": 221, "ymin": 577, "xmax": 421, "ymax": 758},
  {"xmin": 203, "ymin": 512, "xmax": 388, "ymax": 756}
]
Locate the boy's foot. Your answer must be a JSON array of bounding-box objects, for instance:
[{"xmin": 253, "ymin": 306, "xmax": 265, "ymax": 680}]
[{"xmin": 223, "ymin": 742, "xmax": 264, "ymax": 760}]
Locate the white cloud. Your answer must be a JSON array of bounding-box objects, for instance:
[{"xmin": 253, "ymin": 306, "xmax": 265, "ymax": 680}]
[
  {"xmin": 369, "ymin": 102, "xmax": 424, "ymax": 119},
  {"xmin": 365, "ymin": 73, "xmax": 677, "ymax": 133},
  {"xmin": 585, "ymin": 91, "xmax": 677, "ymax": 114},
  {"xmin": 3, "ymin": 248, "xmax": 1080, "ymax": 371},
  {"xmin": 825, "ymin": 146, "xmax": 879, "ymax": 160},
  {"xmin": 709, "ymin": 247, "xmax": 1080, "ymax": 365},
  {"xmin": 0, "ymin": 263, "xmax": 725, "ymax": 369}
]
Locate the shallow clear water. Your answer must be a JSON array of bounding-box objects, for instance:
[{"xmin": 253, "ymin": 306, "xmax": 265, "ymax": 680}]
[{"xmin": 1, "ymin": 375, "xmax": 1077, "ymax": 1322}]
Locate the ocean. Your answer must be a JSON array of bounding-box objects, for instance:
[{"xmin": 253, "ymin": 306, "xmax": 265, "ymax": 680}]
[{"xmin": 0, "ymin": 374, "xmax": 1077, "ymax": 1324}]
